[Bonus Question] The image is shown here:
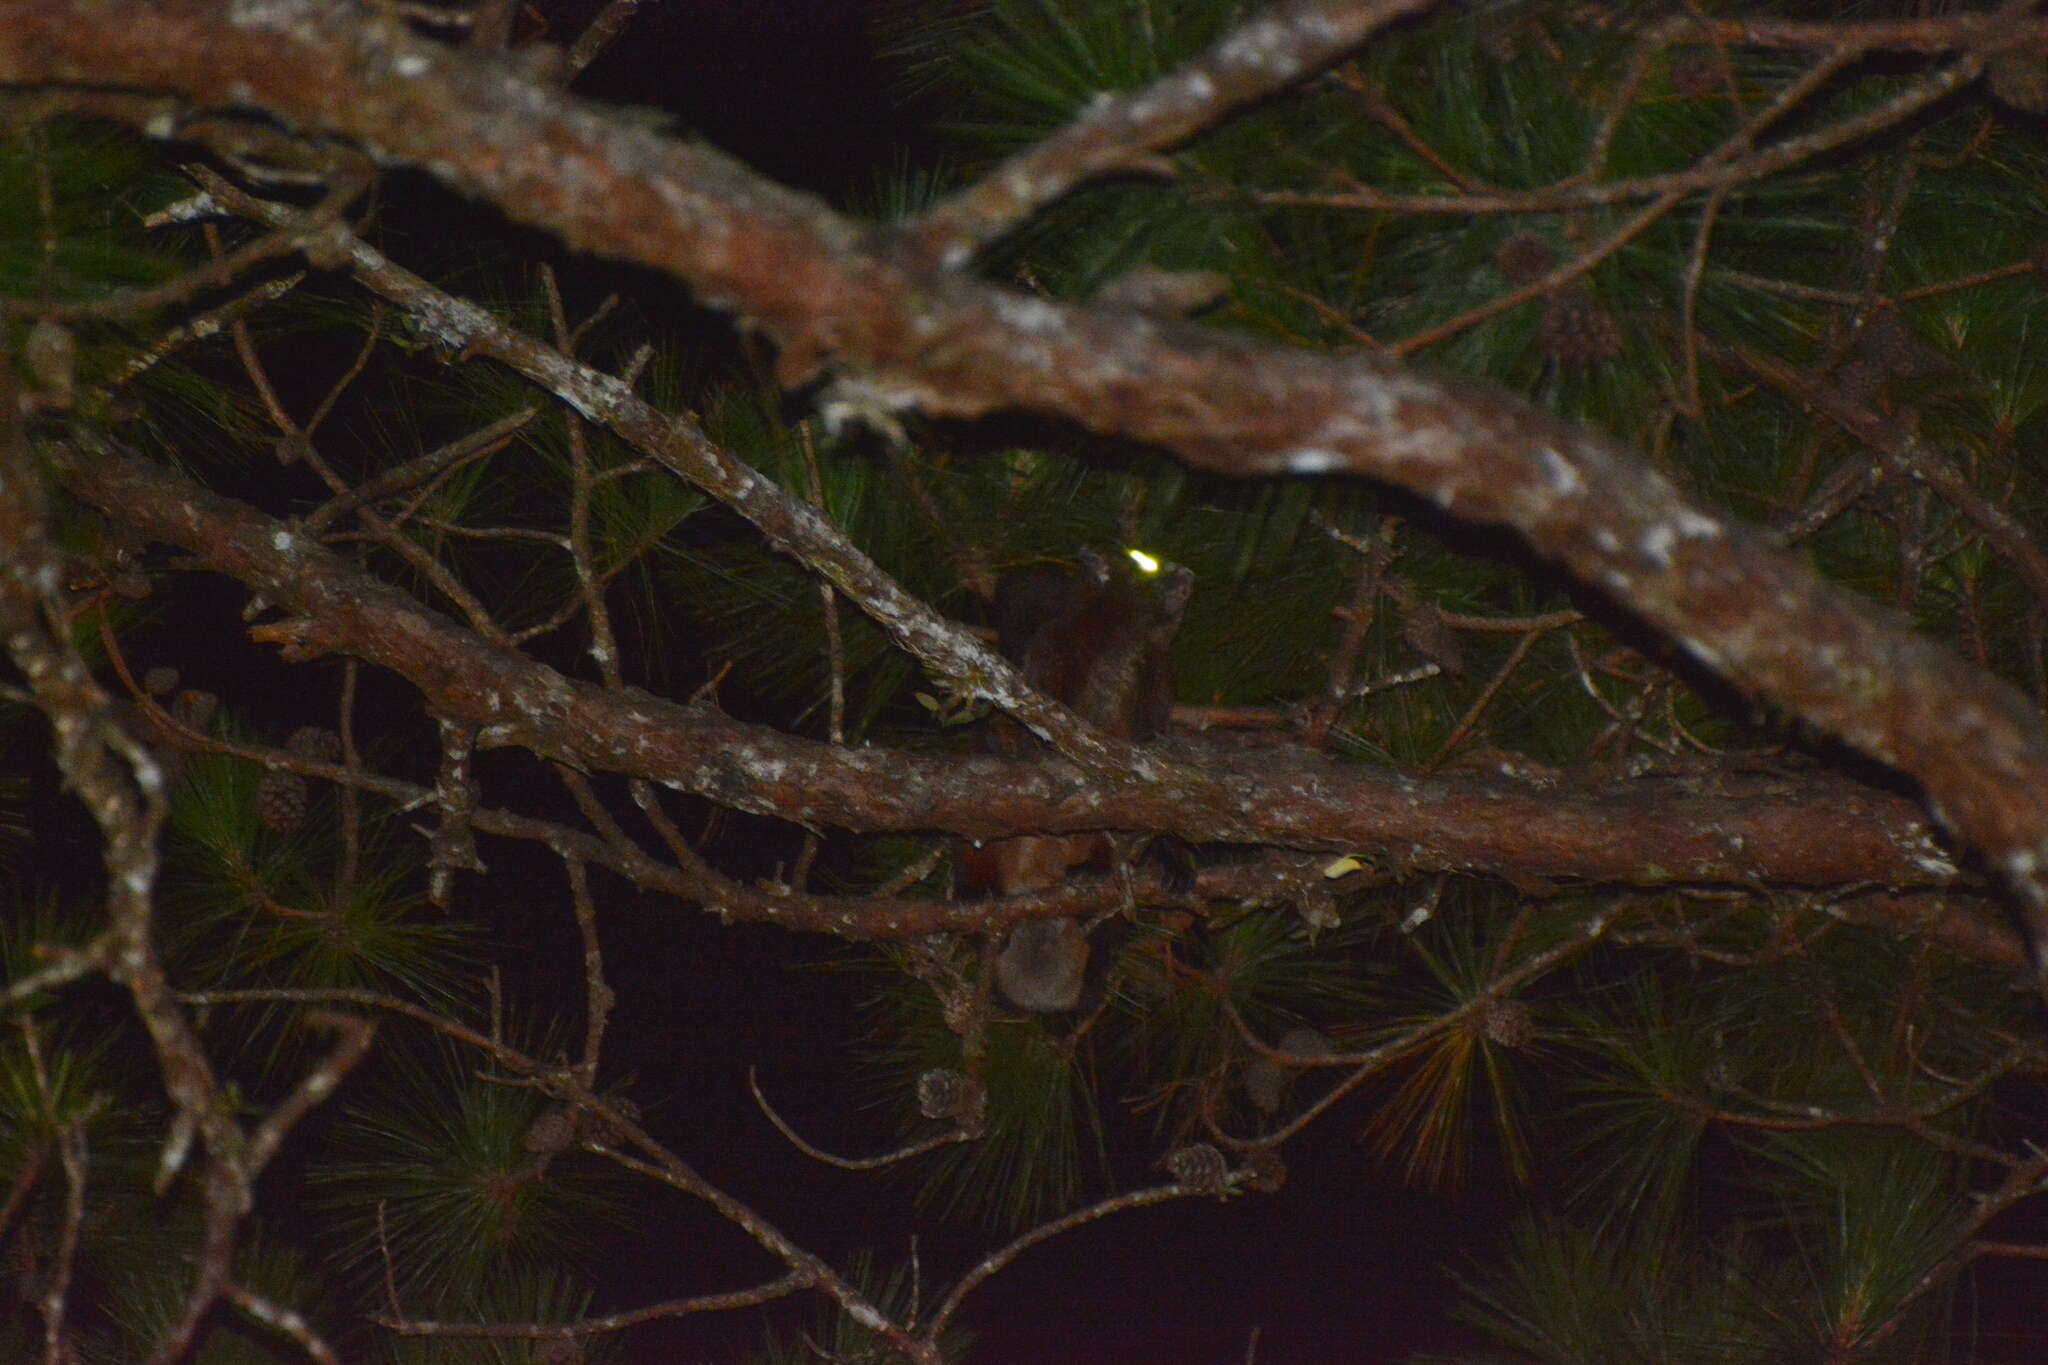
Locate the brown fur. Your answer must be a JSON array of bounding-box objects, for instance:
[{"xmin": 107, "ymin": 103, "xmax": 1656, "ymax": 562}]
[{"xmin": 964, "ymin": 550, "xmax": 1192, "ymax": 896}]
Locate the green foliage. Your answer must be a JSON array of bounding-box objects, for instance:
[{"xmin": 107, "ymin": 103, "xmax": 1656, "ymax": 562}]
[
  {"xmin": 889, "ymin": 0, "xmax": 1246, "ymax": 152},
  {"xmin": 0, "ymin": 121, "xmax": 185, "ymax": 303},
  {"xmin": 0, "ymin": 896, "xmax": 103, "ymax": 1017},
  {"xmin": 1347, "ymin": 897, "xmax": 1573, "ymax": 1192},
  {"xmin": 752, "ymin": 1252, "xmax": 973, "ymax": 1365},
  {"xmin": 307, "ymin": 1038, "xmax": 632, "ymax": 1308},
  {"xmin": 864, "ymin": 906, "xmax": 1401, "ymax": 1231},
  {"xmin": 92, "ymin": 1236, "xmax": 335, "ymax": 1365},
  {"xmin": 1125, "ymin": 907, "xmax": 1389, "ymax": 1124},
  {"xmin": 1556, "ymin": 975, "xmax": 1721, "ymax": 1240},
  {"xmin": 162, "ymin": 747, "xmax": 480, "ymax": 1030},
  {"xmin": 1453, "ymin": 1217, "xmax": 1781, "ymax": 1365},
  {"xmin": 1748, "ymin": 1132, "xmax": 1965, "ymax": 1356},
  {"xmin": 866, "ymin": 965, "xmax": 1110, "ymax": 1231},
  {"xmin": 0, "ymin": 1016, "xmax": 230, "ymax": 1363}
]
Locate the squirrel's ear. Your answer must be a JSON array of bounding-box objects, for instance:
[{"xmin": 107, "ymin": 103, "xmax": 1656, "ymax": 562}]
[{"xmin": 1076, "ymin": 547, "xmax": 1112, "ymax": 585}]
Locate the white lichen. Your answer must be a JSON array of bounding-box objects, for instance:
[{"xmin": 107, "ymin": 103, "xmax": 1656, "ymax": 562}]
[
  {"xmin": 405, "ymin": 292, "xmax": 492, "ymax": 352},
  {"xmin": 1677, "ymin": 636, "xmax": 1723, "ymax": 669},
  {"xmin": 227, "ymin": 0, "xmax": 311, "ymax": 29},
  {"xmin": 1675, "ymin": 508, "xmax": 1722, "ymax": 539},
  {"xmin": 1912, "ymin": 850, "xmax": 1959, "ymax": 879},
  {"xmin": 992, "ymin": 293, "xmax": 1067, "ymax": 335},
  {"xmin": 1538, "ymin": 446, "xmax": 1582, "ymax": 495},
  {"xmin": 1286, "ymin": 448, "xmax": 1343, "ymax": 474},
  {"xmin": 1216, "ymin": 20, "xmax": 1304, "ymax": 82},
  {"xmin": 845, "ymin": 1303, "xmax": 889, "ymax": 1332}
]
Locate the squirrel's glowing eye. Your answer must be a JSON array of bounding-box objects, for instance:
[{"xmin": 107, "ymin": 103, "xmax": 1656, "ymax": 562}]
[{"xmin": 1126, "ymin": 548, "xmax": 1161, "ymax": 575}]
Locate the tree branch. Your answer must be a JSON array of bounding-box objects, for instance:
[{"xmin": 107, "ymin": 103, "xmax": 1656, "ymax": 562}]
[
  {"xmin": 8, "ymin": 0, "xmax": 2048, "ymax": 979},
  {"xmin": 51, "ymin": 432, "xmax": 1992, "ymax": 915}
]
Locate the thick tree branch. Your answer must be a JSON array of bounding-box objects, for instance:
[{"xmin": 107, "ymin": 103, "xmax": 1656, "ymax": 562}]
[
  {"xmin": 1, "ymin": 358, "xmax": 372, "ymax": 1364},
  {"xmin": 7, "ymin": 0, "xmax": 2048, "ymax": 977},
  {"xmin": 53, "ymin": 433, "xmax": 1983, "ymax": 909},
  {"xmin": 187, "ymin": 171, "xmax": 1149, "ymax": 778}
]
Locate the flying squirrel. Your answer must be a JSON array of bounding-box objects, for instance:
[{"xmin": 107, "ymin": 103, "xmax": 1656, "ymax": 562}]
[{"xmin": 958, "ymin": 549, "xmax": 1194, "ymax": 1017}]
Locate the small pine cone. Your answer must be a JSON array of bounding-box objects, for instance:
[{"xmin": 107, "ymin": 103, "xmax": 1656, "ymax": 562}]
[
  {"xmin": 917, "ymin": 1067, "xmax": 984, "ymax": 1123},
  {"xmin": 1165, "ymin": 1142, "xmax": 1230, "ymax": 1194},
  {"xmin": 256, "ymin": 769, "xmax": 308, "ymax": 831},
  {"xmin": 1541, "ymin": 288, "xmax": 1622, "ymax": 367},
  {"xmin": 1494, "ymin": 232, "xmax": 1556, "ymax": 286},
  {"xmin": 1669, "ymin": 50, "xmax": 1720, "ymax": 100},
  {"xmin": 286, "ymin": 725, "xmax": 342, "ymax": 762},
  {"xmin": 940, "ymin": 985, "xmax": 975, "ymax": 1037},
  {"xmin": 171, "ymin": 688, "xmax": 218, "ymax": 731},
  {"xmin": 522, "ymin": 1106, "xmax": 580, "ymax": 1156},
  {"xmin": 1480, "ymin": 997, "xmax": 1534, "ymax": 1050},
  {"xmin": 143, "ymin": 666, "xmax": 179, "ymax": 697},
  {"xmin": 1240, "ymin": 1148, "xmax": 1288, "ymax": 1194},
  {"xmin": 1400, "ymin": 605, "xmax": 1464, "ymax": 675}
]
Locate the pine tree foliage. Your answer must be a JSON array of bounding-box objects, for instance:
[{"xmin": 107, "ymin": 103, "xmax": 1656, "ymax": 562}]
[
  {"xmin": 309, "ymin": 1038, "xmax": 633, "ymax": 1304},
  {"xmin": 3, "ymin": 0, "xmax": 2048, "ymax": 1360}
]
